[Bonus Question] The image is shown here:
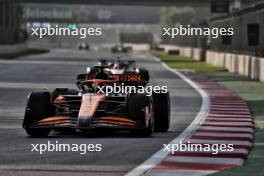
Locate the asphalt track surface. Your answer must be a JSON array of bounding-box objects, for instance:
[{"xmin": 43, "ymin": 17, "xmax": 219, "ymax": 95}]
[{"xmin": 0, "ymin": 49, "xmax": 201, "ymax": 176}]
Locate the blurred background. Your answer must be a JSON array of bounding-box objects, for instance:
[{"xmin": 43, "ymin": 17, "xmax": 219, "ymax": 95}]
[{"xmin": 0, "ymin": 0, "xmax": 263, "ymax": 55}]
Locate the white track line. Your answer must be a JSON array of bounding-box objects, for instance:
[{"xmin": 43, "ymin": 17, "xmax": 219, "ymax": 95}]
[
  {"xmin": 210, "ymin": 105, "xmax": 248, "ymax": 108},
  {"xmin": 147, "ymin": 169, "xmax": 216, "ymax": 176},
  {"xmin": 208, "ymin": 114, "xmax": 252, "ymax": 118},
  {"xmin": 170, "ymin": 148, "xmax": 249, "ymax": 154},
  {"xmin": 203, "ymin": 122, "xmax": 253, "ymax": 126},
  {"xmin": 188, "ymin": 139, "xmax": 252, "ymax": 146},
  {"xmin": 206, "ymin": 118, "xmax": 253, "ymax": 122},
  {"xmin": 193, "ymin": 132, "xmax": 253, "ymax": 138},
  {"xmin": 125, "ymin": 55, "xmax": 210, "ymax": 176},
  {"xmin": 163, "ymin": 156, "xmax": 244, "ymax": 165},
  {"xmin": 210, "ymin": 108, "xmax": 250, "ymax": 111},
  {"xmin": 199, "ymin": 126, "xmax": 254, "ymax": 133}
]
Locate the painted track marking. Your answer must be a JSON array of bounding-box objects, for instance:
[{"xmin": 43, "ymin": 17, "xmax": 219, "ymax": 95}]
[{"xmin": 125, "ymin": 54, "xmax": 254, "ymax": 176}]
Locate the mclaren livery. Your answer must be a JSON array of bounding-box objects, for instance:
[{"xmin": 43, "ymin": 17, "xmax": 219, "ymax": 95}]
[{"xmin": 23, "ymin": 66, "xmax": 170, "ymax": 137}]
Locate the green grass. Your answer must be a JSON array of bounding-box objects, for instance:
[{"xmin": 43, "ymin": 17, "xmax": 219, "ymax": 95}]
[
  {"xmin": 152, "ymin": 51, "xmax": 227, "ymax": 73},
  {"xmin": 152, "ymin": 51, "xmax": 264, "ymax": 176},
  {"xmin": 0, "ymin": 48, "xmax": 49, "ymax": 59},
  {"xmin": 207, "ymin": 72, "xmax": 264, "ymax": 176}
]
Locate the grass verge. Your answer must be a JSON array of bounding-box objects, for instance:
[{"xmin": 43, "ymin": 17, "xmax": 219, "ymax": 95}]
[
  {"xmin": 152, "ymin": 51, "xmax": 227, "ymax": 73},
  {"xmin": 0, "ymin": 48, "xmax": 49, "ymax": 59},
  {"xmin": 151, "ymin": 51, "xmax": 264, "ymax": 176}
]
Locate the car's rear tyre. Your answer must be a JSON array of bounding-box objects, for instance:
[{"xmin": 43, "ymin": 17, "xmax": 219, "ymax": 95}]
[
  {"xmin": 23, "ymin": 92, "xmax": 52, "ymax": 137},
  {"xmin": 153, "ymin": 92, "xmax": 170, "ymax": 132},
  {"xmin": 139, "ymin": 69, "xmax": 149, "ymax": 82},
  {"xmin": 128, "ymin": 94, "xmax": 154, "ymax": 137}
]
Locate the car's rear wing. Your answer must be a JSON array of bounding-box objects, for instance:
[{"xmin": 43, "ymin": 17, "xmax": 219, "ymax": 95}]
[
  {"xmin": 99, "ymin": 59, "xmax": 135, "ymax": 65},
  {"xmin": 77, "ymin": 73, "xmax": 147, "ymax": 83}
]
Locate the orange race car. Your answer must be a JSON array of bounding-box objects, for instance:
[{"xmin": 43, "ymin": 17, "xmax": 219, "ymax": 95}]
[{"xmin": 23, "ymin": 69, "xmax": 170, "ymax": 137}]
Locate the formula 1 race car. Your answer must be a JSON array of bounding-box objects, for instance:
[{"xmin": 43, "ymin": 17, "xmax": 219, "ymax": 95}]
[
  {"xmin": 86, "ymin": 58, "xmax": 149, "ymax": 82},
  {"xmin": 22, "ymin": 70, "xmax": 170, "ymax": 137},
  {"xmin": 111, "ymin": 44, "xmax": 132, "ymax": 53},
  {"xmin": 78, "ymin": 43, "xmax": 90, "ymax": 50}
]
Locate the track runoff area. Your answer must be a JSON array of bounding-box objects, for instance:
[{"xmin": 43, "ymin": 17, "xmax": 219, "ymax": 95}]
[{"xmin": 0, "ymin": 50, "xmax": 253, "ymax": 176}]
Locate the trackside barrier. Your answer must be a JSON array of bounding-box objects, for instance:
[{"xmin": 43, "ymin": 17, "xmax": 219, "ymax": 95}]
[
  {"xmin": 124, "ymin": 43, "xmax": 151, "ymax": 51},
  {"xmin": 159, "ymin": 44, "xmax": 179, "ymax": 53},
  {"xmin": 157, "ymin": 45, "xmax": 264, "ymax": 83},
  {"xmin": 205, "ymin": 50, "xmax": 264, "ymax": 82},
  {"xmin": 260, "ymin": 59, "xmax": 264, "ymax": 82}
]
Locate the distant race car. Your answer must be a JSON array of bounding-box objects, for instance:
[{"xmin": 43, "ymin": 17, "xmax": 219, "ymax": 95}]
[
  {"xmin": 111, "ymin": 44, "xmax": 131, "ymax": 53},
  {"xmin": 23, "ymin": 68, "xmax": 170, "ymax": 137},
  {"xmin": 78, "ymin": 43, "xmax": 90, "ymax": 50},
  {"xmin": 86, "ymin": 58, "xmax": 149, "ymax": 82}
]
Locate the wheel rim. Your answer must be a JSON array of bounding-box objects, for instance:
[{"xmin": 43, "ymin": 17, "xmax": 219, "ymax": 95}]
[
  {"xmin": 144, "ymin": 106, "xmax": 150, "ymax": 127},
  {"xmin": 144, "ymin": 102, "xmax": 154, "ymax": 131}
]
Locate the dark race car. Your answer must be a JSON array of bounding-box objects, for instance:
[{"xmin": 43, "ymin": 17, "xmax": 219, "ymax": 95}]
[
  {"xmin": 23, "ymin": 70, "xmax": 170, "ymax": 137},
  {"xmin": 86, "ymin": 57, "xmax": 149, "ymax": 82},
  {"xmin": 78, "ymin": 43, "xmax": 90, "ymax": 50},
  {"xmin": 111, "ymin": 44, "xmax": 132, "ymax": 53}
]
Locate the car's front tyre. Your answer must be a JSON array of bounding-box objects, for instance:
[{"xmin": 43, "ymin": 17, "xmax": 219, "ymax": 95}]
[
  {"xmin": 23, "ymin": 92, "xmax": 52, "ymax": 137},
  {"xmin": 153, "ymin": 92, "xmax": 170, "ymax": 132},
  {"xmin": 128, "ymin": 93, "xmax": 154, "ymax": 137},
  {"xmin": 25, "ymin": 128, "xmax": 51, "ymax": 137}
]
